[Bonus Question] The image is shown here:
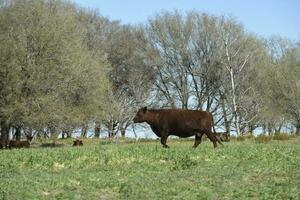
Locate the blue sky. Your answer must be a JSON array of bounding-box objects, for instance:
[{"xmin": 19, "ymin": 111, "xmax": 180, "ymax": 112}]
[{"xmin": 72, "ymin": 0, "xmax": 299, "ymax": 40}]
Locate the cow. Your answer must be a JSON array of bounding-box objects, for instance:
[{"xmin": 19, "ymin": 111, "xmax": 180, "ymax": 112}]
[
  {"xmin": 8, "ymin": 135, "xmax": 33, "ymax": 149},
  {"xmin": 73, "ymin": 139, "xmax": 83, "ymax": 147},
  {"xmin": 0, "ymin": 140, "xmax": 8, "ymax": 149},
  {"xmin": 133, "ymin": 107, "xmax": 222, "ymax": 148},
  {"xmin": 0, "ymin": 139, "xmax": 9, "ymax": 149}
]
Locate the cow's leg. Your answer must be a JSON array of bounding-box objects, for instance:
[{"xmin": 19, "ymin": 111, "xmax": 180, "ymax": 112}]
[
  {"xmin": 204, "ymin": 130, "xmax": 218, "ymax": 148},
  {"xmin": 160, "ymin": 136, "xmax": 169, "ymax": 148},
  {"xmin": 193, "ymin": 133, "xmax": 204, "ymax": 148}
]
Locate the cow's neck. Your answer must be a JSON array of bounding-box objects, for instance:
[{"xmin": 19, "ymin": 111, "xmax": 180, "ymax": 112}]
[
  {"xmin": 145, "ymin": 110, "xmax": 162, "ymax": 137},
  {"xmin": 145, "ymin": 110, "xmax": 159, "ymax": 126}
]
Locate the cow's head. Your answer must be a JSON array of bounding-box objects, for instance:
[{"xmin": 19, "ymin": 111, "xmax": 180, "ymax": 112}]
[{"xmin": 133, "ymin": 107, "xmax": 148, "ymax": 123}]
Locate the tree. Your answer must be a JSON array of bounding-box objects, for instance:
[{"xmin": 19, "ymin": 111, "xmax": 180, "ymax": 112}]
[
  {"xmin": 257, "ymin": 36, "xmax": 298, "ymax": 135},
  {"xmin": 0, "ymin": 0, "xmax": 109, "ymax": 141},
  {"xmin": 102, "ymin": 24, "xmax": 154, "ymax": 137},
  {"xmin": 144, "ymin": 12, "xmax": 223, "ymax": 112},
  {"xmin": 144, "ymin": 11, "xmax": 266, "ymax": 135},
  {"xmin": 217, "ymin": 17, "xmax": 267, "ymax": 135},
  {"xmin": 269, "ymin": 47, "xmax": 300, "ymax": 135}
]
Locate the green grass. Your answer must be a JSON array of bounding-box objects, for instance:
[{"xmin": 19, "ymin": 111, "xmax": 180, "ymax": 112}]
[{"xmin": 1, "ymin": 138, "xmax": 300, "ymax": 200}]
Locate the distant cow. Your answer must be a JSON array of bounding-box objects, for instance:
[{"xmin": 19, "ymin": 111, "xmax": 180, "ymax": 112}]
[
  {"xmin": 215, "ymin": 132, "xmax": 230, "ymax": 142},
  {"xmin": 0, "ymin": 141, "xmax": 6, "ymax": 149},
  {"xmin": 8, "ymin": 135, "xmax": 33, "ymax": 149},
  {"xmin": 0, "ymin": 139, "xmax": 9, "ymax": 149},
  {"xmin": 133, "ymin": 107, "xmax": 222, "ymax": 148},
  {"xmin": 73, "ymin": 139, "xmax": 83, "ymax": 146}
]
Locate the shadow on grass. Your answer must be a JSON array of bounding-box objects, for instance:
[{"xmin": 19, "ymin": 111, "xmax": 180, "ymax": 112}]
[{"xmin": 39, "ymin": 142, "xmax": 65, "ymax": 148}]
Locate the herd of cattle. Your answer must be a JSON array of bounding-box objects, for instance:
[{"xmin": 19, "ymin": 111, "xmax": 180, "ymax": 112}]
[
  {"xmin": 0, "ymin": 107, "xmax": 230, "ymax": 150},
  {"xmin": 0, "ymin": 138, "xmax": 84, "ymax": 149}
]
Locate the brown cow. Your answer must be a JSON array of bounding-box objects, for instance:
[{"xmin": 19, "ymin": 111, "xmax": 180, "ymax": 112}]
[
  {"xmin": 0, "ymin": 139, "xmax": 9, "ymax": 149},
  {"xmin": 8, "ymin": 135, "xmax": 33, "ymax": 149},
  {"xmin": 133, "ymin": 107, "xmax": 222, "ymax": 148},
  {"xmin": 73, "ymin": 139, "xmax": 83, "ymax": 147},
  {"xmin": 0, "ymin": 141, "xmax": 6, "ymax": 149}
]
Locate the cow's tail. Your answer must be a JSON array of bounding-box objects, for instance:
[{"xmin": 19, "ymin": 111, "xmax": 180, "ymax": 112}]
[{"xmin": 211, "ymin": 114, "xmax": 223, "ymax": 146}]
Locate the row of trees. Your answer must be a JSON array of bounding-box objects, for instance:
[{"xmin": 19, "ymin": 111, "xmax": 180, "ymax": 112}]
[
  {"xmin": 0, "ymin": 0, "xmax": 110, "ymax": 142},
  {"xmin": 0, "ymin": 0, "xmax": 299, "ymax": 143}
]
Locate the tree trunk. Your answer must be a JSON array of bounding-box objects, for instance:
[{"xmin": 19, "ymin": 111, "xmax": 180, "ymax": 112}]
[
  {"xmin": 262, "ymin": 123, "xmax": 266, "ymax": 135},
  {"xmin": 229, "ymin": 69, "xmax": 241, "ymax": 136},
  {"xmin": 61, "ymin": 131, "xmax": 66, "ymax": 139},
  {"xmin": 81, "ymin": 126, "xmax": 88, "ymax": 138},
  {"xmin": 296, "ymin": 123, "xmax": 300, "ymax": 136},
  {"xmin": 66, "ymin": 130, "xmax": 72, "ymax": 138},
  {"xmin": 206, "ymin": 96, "xmax": 210, "ymax": 112},
  {"xmin": 0, "ymin": 119, "xmax": 10, "ymax": 148},
  {"xmin": 220, "ymin": 94, "xmax": 230, "ymax": 134},
  {"xmin": 108, "ymin": 120, "xmax": 118, "ymax": 138},
  {"xmin": 120, "ymin": 128, "xmax": 126, "ymax": 138},
  {"xmin": 249, "ymin": 125, "xmax": 254, "ymax": 135},
  {"xmin": 274, "ymin": 126, "xmax": 282, "ymax": 134},
  {"xmin": 61, "ymin": 129, "xmax": 71, "ymax": 139},
  {"xmin": 267, "ymin": 123, "xmax": 273, "ymax": 136},
  {"xmin": 15, "ymin": 126, "xmax": 21, "ymax": 141},
  {"xmin": 49, "ymin": 126, "xmax": 59, "ymax": 140},
  {"xmin": 94, "ymin": 121, "xmax": 101, "ymax": 138},
  {"xmin": 108, "ymin": 121, "xmax": 113, "ymax": 138}
]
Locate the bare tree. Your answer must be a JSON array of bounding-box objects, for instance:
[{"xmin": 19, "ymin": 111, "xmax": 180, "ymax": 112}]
[
  {"xmin": 217, "ymin": 17, "xmax": 265, "ymax": 135},
  {"xmin": 102, "ymin": 24, "xmax": 154, "ymax": 137},
  {"xmin": 144, "ymin": 12, "xmax": 223, "ymax": 113}
]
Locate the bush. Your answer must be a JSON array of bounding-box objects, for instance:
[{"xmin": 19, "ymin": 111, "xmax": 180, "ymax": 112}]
[
  {"xmin": 243, "ymin": 134, "xmax": 255, "ymax": 140},
  {"xmin": 236, "ymin": 136, "xmax": 245, "ymax": 141},
  {"xmin": 273, "ymin": 133, "xmax": 290, "ymax": 140},
  {"xmin": 230, "ymin": 135, "xmax": 237, "ymax": 141},
  {"xmin": 236, "ymin": 134, "xmax": 254, "ymax": 142},
  {"xmin": 255, "ymin": 134, "xmax": 272, "ymax": 143}
]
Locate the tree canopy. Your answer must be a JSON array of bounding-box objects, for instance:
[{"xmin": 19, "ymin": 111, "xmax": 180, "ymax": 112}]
[{"xmin": 0, "ymin": 1, "xmax": 299, "ymax": 139}]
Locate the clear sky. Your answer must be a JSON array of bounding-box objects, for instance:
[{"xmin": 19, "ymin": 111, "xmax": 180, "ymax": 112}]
[{"xmin": 72, "ymin": 0, "xmax": 299, "ymax": 40}]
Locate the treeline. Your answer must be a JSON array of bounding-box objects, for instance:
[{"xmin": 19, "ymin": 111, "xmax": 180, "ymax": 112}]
[{"xmin": 0, "ymin": 0, "xmax": 299, "ymax": 143}]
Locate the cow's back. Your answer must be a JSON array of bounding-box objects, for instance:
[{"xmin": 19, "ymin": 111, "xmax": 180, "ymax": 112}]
[
  {"xmin": 156, "ymin": 109, "xmax": 212, "ymax": 137},
  {"xmin": 9, "ymin": 140, "xmax": 30, "ymax": 148}
]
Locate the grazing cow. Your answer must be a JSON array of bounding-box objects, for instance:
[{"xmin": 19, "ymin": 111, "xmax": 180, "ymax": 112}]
[
  {"xmin": 215, "ymin": 132, "xmax": 230, "ymax": 142},
  {"xmin": 8, "ymin": 135, "xmax": 33, "ymax": 149},
  {"xmin": 133, "ymin": 107, "xmax": 222, "ymax": 148},
  {"xmin": 0, "ymin": 139, "xmax": 9, "ymax": 149},
  {"xmin": 73, "ymin": 139, "xmax": 83, "ymax": 146}
]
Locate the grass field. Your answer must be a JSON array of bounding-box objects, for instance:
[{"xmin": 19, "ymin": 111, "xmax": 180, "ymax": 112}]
[{"xmin": 0, "ymin": 138, "xmax": 300, "ymax": 200}]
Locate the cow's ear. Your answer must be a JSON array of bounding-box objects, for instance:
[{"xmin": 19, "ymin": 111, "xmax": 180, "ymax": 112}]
[{"xmin": 142, "ymin": 106, "xmax": 147, "ymax": 113}]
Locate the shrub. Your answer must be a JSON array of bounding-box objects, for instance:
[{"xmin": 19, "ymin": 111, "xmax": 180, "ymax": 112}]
[
  {"xmin": 236, "ymin": 136, "xmax": 245, "ymax": 141},
  {"xmin": 255, "ymin": 134, "xmax": 272, "ymax": 143},
  {"xmin": 273, "ymin": 133, "xmax": 290, "ymax": 140},
  {"xmin": 243, "ymin": 134, "xmax": 254, "ymax": 140},
  {"xmin": 230, "ymin": 135, "xmax": 237, "ymax": 141}
]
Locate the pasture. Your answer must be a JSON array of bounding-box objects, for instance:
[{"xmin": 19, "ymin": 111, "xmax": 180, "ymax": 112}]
[{"xmin": 0, "ymin": 138, "xmax": 300, "ymax": 199}]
